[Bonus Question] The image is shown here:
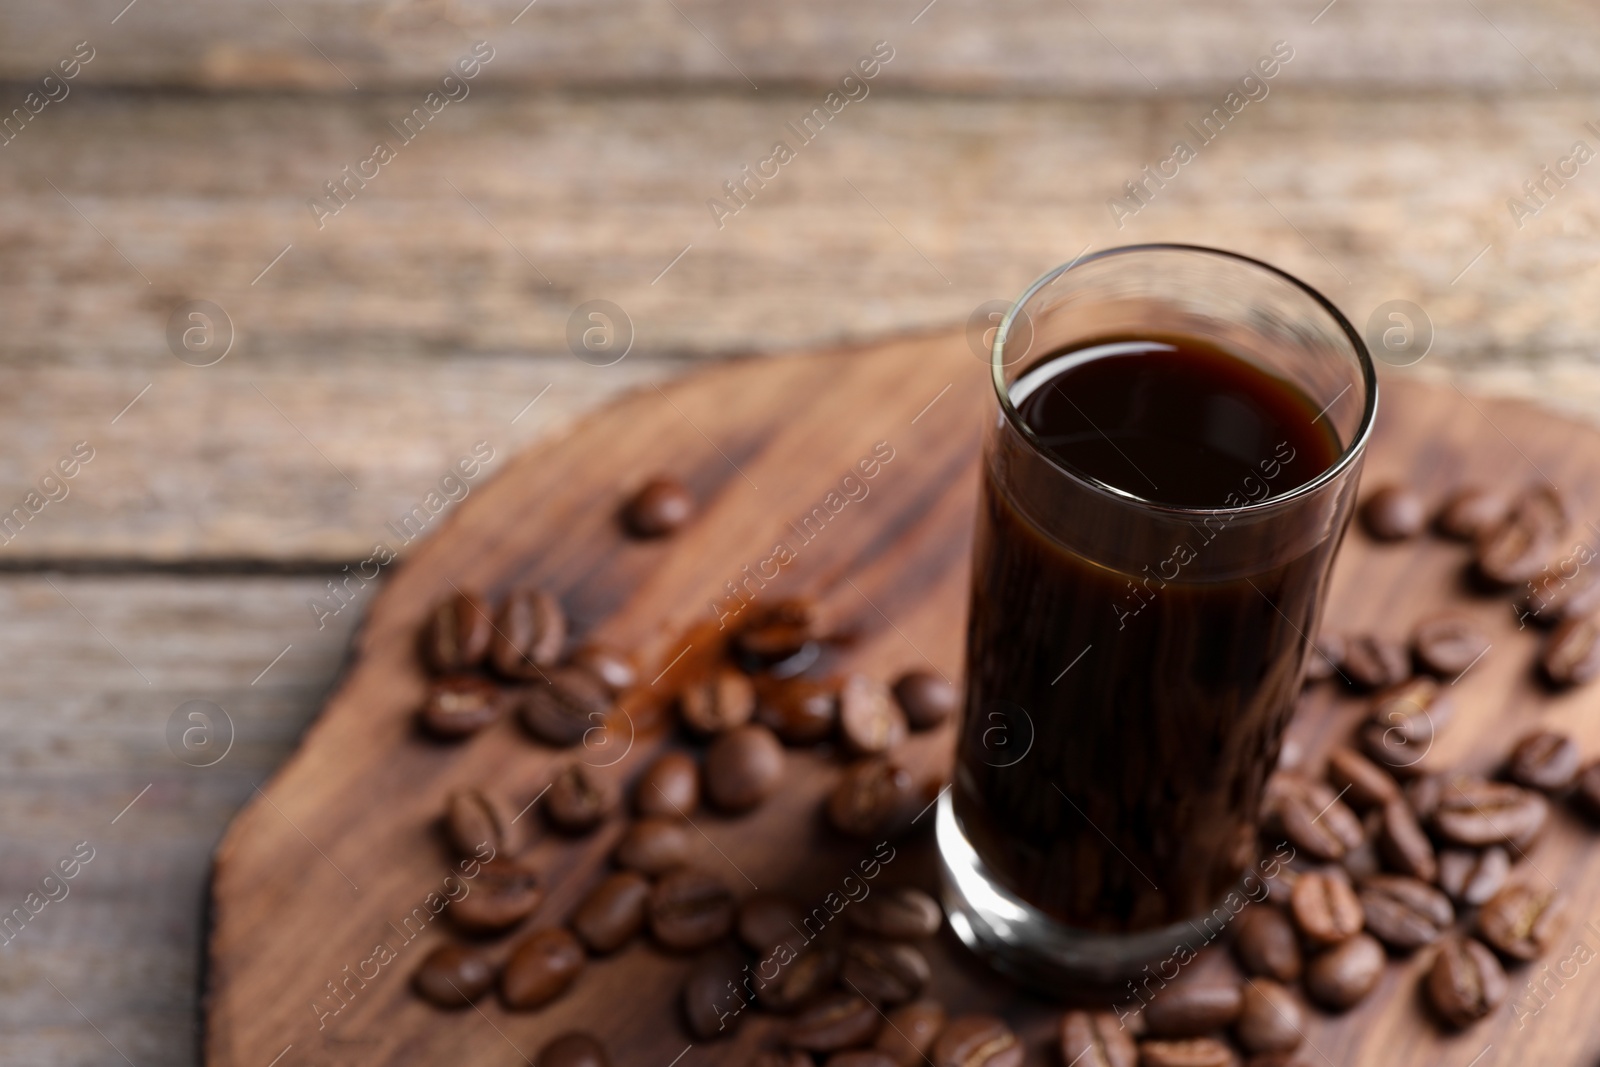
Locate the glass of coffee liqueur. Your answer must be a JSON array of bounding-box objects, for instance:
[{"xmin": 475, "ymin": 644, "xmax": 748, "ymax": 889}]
[{"xmin": 937, "ymin": 244, "xmax": 1376, "ymax": 989}]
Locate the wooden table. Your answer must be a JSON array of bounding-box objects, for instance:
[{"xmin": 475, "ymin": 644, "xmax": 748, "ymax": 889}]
[{"xmin": 5, "ymin": 3, "xmax": 1600, "ymax": 1062}]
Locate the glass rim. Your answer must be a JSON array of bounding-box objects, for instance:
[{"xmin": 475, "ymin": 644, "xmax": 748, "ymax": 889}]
[{"xmin": 990, "ymin": 242, "xmax": 1379, "ymax": 518}]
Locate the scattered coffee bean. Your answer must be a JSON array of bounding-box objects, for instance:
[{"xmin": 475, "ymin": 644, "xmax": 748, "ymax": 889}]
[
  {"xmin": 420, "ymin": 675, "xmax": 505, "ymax": 739},
  {"xmin": 1436, "ymin": 847, "xmax": 1510, "ymax": 907},
  {"xmin": 1232, "ymin": 906, "xmax": 1301, "ymax": 983},
  {"xmin": 1434, "ymin": 486, "xmax": 1509, "ymax": 541},
  {"xmin": 1359, "ymin": 875, "xmax": 1453, "ymax": 952},
  {"xmin": 545, "ymin": 763, "xmax": 618, "ymax": 833},
  {"xmin": 733, "ymin": 598, "xmax": 819, "ymax": 667},
  {"xmin": 828, "ymin": 759, "xmax": 916, "ymax": 838},
  {"xmin": 1376, "ymin": 799, "xmax": 1437, "ymax": 882},
  {"xmin": 423, "ymin": 591, "xmax": 493, "ymax": 672},
  {"xmin": 1342, "ymin": 635, "xmax": 1410, "ymax": 691},
  {"xmin": 738, "ymin": 892, "xmax": 804, "ymax": 954},
  {"xmin": 759, "ymin": 944, "xmax": 843, "ymax": 1012},
  {"xmin": 758, "ymin": 677, "xmax": 840, "ymax": 745},
  {"xmin": 1290, "ymin": 870, "xmax": 1363, "ymax": 946},
  {"xmin": 445, "ymin": 789, "xmax": 521, "ymax": 858},
  {"xmin": 648, "ymin": 867, "xmax": 735, "ymax": 951},
  {"xmin": 892, "ymin": 671, "xmax": 959, "ymax": 730},
  {"xmin": 1475, "ymin": 484, "xmax": 1568, "ymax": 586},
  {"xmin": 502, "ymin": 927, "xmax": 585, "ymax": 1009},
  {"xmin": 1541, "ymin": 615, "xmax": 1600, "ymax": 686},
  {"xmin": 1136, "ymin": 1038, "xmax": 1239, "ymax": 1067},
  {"xmin": 1361, "ymin": 484, "xmax": 1425, "ymax": 541},
  {"xmin": 790, "ymin": 992, "xmax": 883, "ymax": 1053},
  {"xmin": 1410, "ymin": 614, "xmax": 1491, "ymax": 679},
  {"xmin": 521, "ymin": 667, "xmax": 613, "ymax": 747},
  {"xmin": 1340, "ymin": 810, "xmax": 1384, "ymax": 883},
  {"xmin": 1370, "ymin": 677, "xmax": 1453, "ymax": 742},
  {"xmin": 681, "ymin": 667, "xmax": 757, "ymax": 736},
  {"xmin": 635, "ymin": 751, "xmax": 700, "ymax": 818},
  {"xmin": 1508, "ymin": 730, "xmax": 1581, "ymax": 791},
  {"xmin": 413, "ymin": 944, "xmax": 495, "ymax": 1007},
  {"xmin": 572, "ymin": 871, "xmax": 651, "ymax": 953},
  {"xmin": 1403, "ymin": 774, "xmax": 1454, "ymax": 820},
  {"xmin": 1426, "ymin": 937, "xmax": 1507, "ymax": 1028},
  {"xmin": 1269, "ymin": 777, "xmax": 1363, "ymax": 862},
  {"xmin": 1477, "ymin": 881, "xmax": 1565, "ymax": 961},
  {"xmin": 1304, "ymin": 634, "xmax": 1345, "ymax": 683},
  {"xmin": 1325, "ymin": 747, "xmax": 1399, "ymax": 810},
  {"xmin": 847, "ymin": 887, "xmax": 942, "ymax": 941},
  {"xmin": 932, "ymin": 1014, "xmax": 1022, "ymax": 1067},
  {"xmin": 538, "ymin": 1032, "xmax": 609, "ymax": 1067},
  {"xmin": 450, "ymin": 857, "xmax": 542, "ymax": 933},
  {"xmin": 1304, "ymin": 932, "xmax": 1384, "ymax": 1011},
  {"xmin": 878, "ymin": 1000, "xmax": 948, "ymax": 1067},
  {"xmin": 682, "ymin": 951, "xmax": 745, "ymax": 1039},
  {"xmin": 1143, "ymin": 977, "xmax": 1242, "ymax": 1038},
  {"xmin": 622, "ymin": 475, "xmax": 695, "ymax": 537},
  {"xmin": 838, "ymin": 674, "xmax": 908, "ymax": 757},
  {"xmin": 842, "ymin": 939, "xmax": 930, "ymax": 1006},
  {"xmin": 1575, "ymin": 760, "xmax": 1600, "ymax": 821},
  {"xmin": 1058, "ymin": 1009, "xmax": 1136, "ymax": 1067},
  {"xmin": 827, "ymin": 1052, "xmax": 900, "ymax": 1067},
  {"xmin": 1234, "ymin": 979, "xmax": 1301, "ymax": 1056},
  {"xmin": 1522, "ymin": 564, "xmax": 1600, "ymax": 627},
  {"xmin": 491, "ymin": 588, "xmax": 566, "ymax": 678},
  {"xmin": 704, "ymin": 723, "xmax": 785, "ymax": 812},
  {"xmin": 1431, "ymin": 778, "xmax": 1548, "ymax": 848},
  {"xmin": 613, "ymin": 816, "xmax": 692, "ymax": 874},
  {"xmin": 570, "ymin": 643, "xmax": 637, "ymax": 694}
]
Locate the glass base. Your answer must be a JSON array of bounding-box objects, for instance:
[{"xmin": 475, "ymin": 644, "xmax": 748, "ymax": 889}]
[{"xmin": 935, "ymin": 791, "xmax": 1206, "ymax": 994}]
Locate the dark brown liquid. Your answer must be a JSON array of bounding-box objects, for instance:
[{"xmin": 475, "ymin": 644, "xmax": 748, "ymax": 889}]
[{"xmin": 955, "ymin": 335, "xmax": 1345, "ymax": 932}]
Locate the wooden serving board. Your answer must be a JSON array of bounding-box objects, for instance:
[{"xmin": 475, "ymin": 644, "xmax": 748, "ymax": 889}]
[{"xmin": 205, "ymin": 328, "xmax": 1600, "ymax": 1067}]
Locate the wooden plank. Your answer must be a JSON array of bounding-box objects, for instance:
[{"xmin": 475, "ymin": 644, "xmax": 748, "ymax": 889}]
[
  {"xmin": 1, "ymin": 0, "xmax": 1596, "ymax": 93},
  {"xmin": 204, "ymin": 329, "xmax": 1600, "ymax": 1067}
]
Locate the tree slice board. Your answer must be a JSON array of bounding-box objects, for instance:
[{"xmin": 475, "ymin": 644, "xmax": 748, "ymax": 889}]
[{"xmin": 205, "ymin": 328, "xmax": 1600, "ymax": 1067}]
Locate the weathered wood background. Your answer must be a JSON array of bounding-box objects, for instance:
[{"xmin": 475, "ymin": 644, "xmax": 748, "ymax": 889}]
[{"xmin": 4, "ymin": 2, "xmax": 1600, "ymax": 1063}]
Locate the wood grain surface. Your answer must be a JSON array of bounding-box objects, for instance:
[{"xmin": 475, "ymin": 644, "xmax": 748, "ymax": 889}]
[{"xmin": 203, "ymin": 329, "xmax": 1600, "ymax": 1067}]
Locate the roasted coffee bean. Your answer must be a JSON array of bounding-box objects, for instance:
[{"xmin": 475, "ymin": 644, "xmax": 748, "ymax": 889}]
[
  {"xmin": 545, "ymin": 763, "xmax": 618, "ymax": 833},
  {"xmin": 1359, "ymin": 874, "xmax": 1453, "ymax": 952},
  {"xmin": 1361, "ymin": 484, "xmax": 1425, "ymax": 541},
  {"xmin": 1059, "ymin": 1009, "xmax": 1136, "ymax": 1067},
  {"xmin": 423, "ymin": 591, "xmax": 493, "ymax": 672},
  {"xmin": 450, "ymin": 857, "xmax": 542, "ymax": 933},
  {"xmin": 838, "ymin": 674, "xmax": 908, "ymax": 756},
  {"xmin": 1303, "ymin": 933, "xmax": 1383, "ymax": 1011},
  {"xmin": 521, "ymin": 667, "xmax": 613, "ymax": 747},
  {"xmin": 1232, "ymin": 906, "xmax": 1301, "ymax": 982},
  {"xmin": 1340, "ymin": 810, "xmax": 1384, "ymax": 883},
  {"xmin": 759, "ymin": 944, "xmax": 843, "ymax": 1012},
  {"xmin": 571, "ymin": 871, "xmax": 651, "ymax": 953},
  {"xmin": 420, "ymin": 675, "xmax": 505, "ymax": 739},
  {"xmin": 1370, "ymin": 677, "xmax": 1453, "ymax": 741},
  {"xmin": 758, "ymin": 677, "xmax": 840, "ymax": 745},
  {"xmin": 1576, "ymin": 760, "xmax": 1600, "ymax": 820},
  {"xmin": 1508, "ymin": 729, "xmax": 1581, "ymax": 791},
  {"xmin": 1325, "ymin": 746, "xmax": 1399, "ymax": 810},
  {"xmin": 828, "ymin": 1052, "xmax": 900, "ymax": 1067},
  {"xmin": 1477, "ymin": 881, "xmax": 1565, "ymax": 961},
  {"xmin": 1304, "ymin": 633, "xmax": 1344, "ymax": 683},
  {"xmin": 1268, "ymin": 777, "xmax": 1363, "ymax": 862},
  {"xmin": 622, "ymin": 475, "xmax": 695, "ymax": 537},
  {"xmin": 1234, "ymin": 979, "xmax": 1301, "ymax": 1056},
  {"xmin": 1435, "ymin": 486, "xmax": 1509, "ymax": 540},
  {"xmin": 1427, "ymin": 937, "xmax": 1508, "ymax": 1028},
  {"xmin": 733, "ymin": 598, "xmax": 820, "ymax": 667},
  {"xmin": 932, "ymin": 1015, "xmax": 1022, "ymax": 1067},
  {"xmin": 892, "ymin": 671, "xmax": 959, "ymax": 730},
  {"xmin": 680, "ymin": 667, "xmax": 757, "ymax": 736},
  {"xmin": 1522, "ymin": 564, "xmax": 1600, "ymax": 627},
  {"xmin": 538, "ymin": 1032, "xmax": 609, "ymax": 1067},
  {"xmin": 847, "ymin": 887, "xmax": 941, "ymax": 940},
  {"xmin": 1403, "ymin": 773, "xmax": 1454, "ymax": 820},
  {"xmin": 570, "ymin": 643, "xmax": 637, "ymax": 694},
  {"xmin": 1431, "ymin": 778, "xmax": 1548, "ymax": 847},
  {"xmin": 1290, "ymin": 870, "xmax": 1363, "ymax": 946},
  {"xmin": 491, "ymin": 588, "xmax": 566, "ymax": 678},
  {"xmin": 1541, "ymin": 614, "xmax": 1600, "ymax": 686},
  {"xmin": 1437, "ymin": 847, "xmax": 1510, "ymax": 907},
  {"xmin": 705, "ymin": 723, "xmax": 785, "ymax": 812},
  {"xmin": 413, "ymin": 944, "xmax": 494, "ymax": 1007},
  {"xmin": 1475, "ymin": 484, "xmax": 1568, "ymax": 586},
  {"xmin": 635, "ymin": 751, "xmax": 700, "ymax": 817},
  {"xmin": 682, "ymin": 951, "xmax": 746, "ymax": 1039},
  {"xmin": 878, "ymin": 1000, "xmax": 948, "ymax": 1067},
  {"xmin": 502, "ymin": 927, "xmax": 584, "ymax": 1009},
  {"xmin": 1240, "ymin": 1056, "xmax": 1300, "ymax": 1067},
  {"xmin": 1410, "ymin": 614, "xmax": 1491, "ymax": 679},
  {"xmin": 613, "ymin": 816, "xmax": 692, "ymax": 874},
  {"xmin": 842, "ymin": 939, "xmax": 930, "ymax": 1005},
  {"xmin": 1376, "ymin": 798, "xmax": 1436, "ymax": 882},
  {"xmin": 738, "ymin": 893, "xmax": 804, "ymax": 953},
  {"xmin": 1143, "ymin": 977, "xmax": 1242, "ymax": 1038},
  {"xmin": 790, "ymin": 992, "xmax": 882, "ymax": 1052},
  {"xmin": 648, "ymin": 867, "xmax": 735, "ymax": 951},
  {"xmin": 445, "ymin": 789, "xmax": 521, "ymax": 858},
  {"xmin": 828, "ymin": 759, "xmax": 916, "ymax": 838},
  {"xmin": 1136, "ymin": 1038, "xmax": 1238, "ymax": 1067},
  {"xmin": 1341, "ymin": 635, "xmax": 1410, "ymax": 691},
  {"xmin": 756, "ymin": 1054, "xmax": 815, "ymax": 1067}
]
